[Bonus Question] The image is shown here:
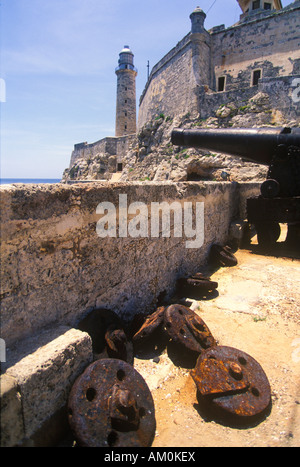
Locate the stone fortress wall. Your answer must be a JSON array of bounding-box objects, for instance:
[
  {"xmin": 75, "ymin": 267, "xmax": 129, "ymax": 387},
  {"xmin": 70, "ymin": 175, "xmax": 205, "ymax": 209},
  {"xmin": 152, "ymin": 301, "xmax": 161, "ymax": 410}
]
[
  {"xmin": 65, "ymin": 1, "xmax": 300, "ymax": 181},
  {"xmin": 211, "ymin": 4, "xmax": 300, "ymax": 91},
  {"xmin": 138, "ymin": 1, "xmax": 300, "ymax": 128},
  {"xmin": 0, "ymin": 179, "xmax": 260, "ymax": 446},
  {"xmin": 2, "ymin": 2, "xmax": 300, "ymax": 447},
  {"xmin": 0, "ymin": 181, "xmax": 259, "ymax": 350},
  {"xmin": 67, "ymin": 134, "xmax": 136, "ymax": 181}
]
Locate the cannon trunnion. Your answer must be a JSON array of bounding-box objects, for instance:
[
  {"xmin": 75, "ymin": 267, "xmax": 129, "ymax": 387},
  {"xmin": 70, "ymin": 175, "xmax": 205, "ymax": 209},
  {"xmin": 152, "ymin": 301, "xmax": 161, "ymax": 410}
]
[{"xmin": 171, "ymin": 127, "xmax": 300, "ymax": 248}]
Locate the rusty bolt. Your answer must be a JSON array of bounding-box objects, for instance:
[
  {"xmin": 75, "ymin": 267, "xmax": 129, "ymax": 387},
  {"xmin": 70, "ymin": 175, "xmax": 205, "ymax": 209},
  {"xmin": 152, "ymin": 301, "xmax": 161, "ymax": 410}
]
[
  {"xmin": 229, "ymin": 361, "xmax": 243, "ymax": 380},
  {"xmin": 109, "ymin": 385, "xmax": 140, "ymax": 430}
]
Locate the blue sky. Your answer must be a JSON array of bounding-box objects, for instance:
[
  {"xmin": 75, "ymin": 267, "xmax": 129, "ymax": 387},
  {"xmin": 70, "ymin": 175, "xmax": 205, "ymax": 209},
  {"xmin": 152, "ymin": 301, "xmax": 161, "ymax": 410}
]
[{"xmin": 0, "ymin": 0, "xmax": 292, "ymax": 178}]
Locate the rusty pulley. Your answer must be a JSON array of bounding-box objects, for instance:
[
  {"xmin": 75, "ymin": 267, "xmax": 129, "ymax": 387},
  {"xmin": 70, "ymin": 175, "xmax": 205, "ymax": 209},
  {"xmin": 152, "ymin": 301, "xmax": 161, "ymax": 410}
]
[
  {"xmin": 210, "ymin": 244, "xmax": 238, "ymax": 267},
  {"xmin": 177, "ymin": 273, "xmax": 218, "ymax": 299},
  {"xmin": 164, "ymin": 304, "xmax": 216, "ymax": 354},
  {"xmin": 191, "ymin": 346, "xmax": 271, "ymax": 418},
  {"xmin": 68, "ymin": 359, "xmax": 156, "ymax": 447},
  {"xmin": 104, "ymin": 325, "xmax": 133, "ymax": 363},
  {"xmin": 132, "ymin": 306, "xmax": 165, "ymax": 345},
  {"xmin": 77, "ymin": 308, "xmax": 133, "ymax": 364}
]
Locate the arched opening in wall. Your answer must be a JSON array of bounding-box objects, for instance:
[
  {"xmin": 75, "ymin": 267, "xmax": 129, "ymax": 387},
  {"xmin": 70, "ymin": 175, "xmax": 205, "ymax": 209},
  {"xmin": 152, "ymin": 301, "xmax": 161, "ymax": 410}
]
[{"xmin": 117, "ymin": 163, "xmax": 123, "ymax": 172}]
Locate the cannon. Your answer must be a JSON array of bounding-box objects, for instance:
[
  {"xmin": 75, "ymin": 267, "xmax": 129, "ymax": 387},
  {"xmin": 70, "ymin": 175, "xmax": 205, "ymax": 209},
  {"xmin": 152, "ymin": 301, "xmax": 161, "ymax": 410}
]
[{"xmin": 171, "ymin": 127, "xmax": 300, "ymax": 248}]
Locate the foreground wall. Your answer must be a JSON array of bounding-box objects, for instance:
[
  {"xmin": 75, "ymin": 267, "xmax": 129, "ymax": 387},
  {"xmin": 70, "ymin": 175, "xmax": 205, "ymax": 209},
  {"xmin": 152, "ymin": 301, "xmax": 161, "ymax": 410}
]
[{"xmin": 0, "ymin": 181, "xmax": 260, "ymax": 348}]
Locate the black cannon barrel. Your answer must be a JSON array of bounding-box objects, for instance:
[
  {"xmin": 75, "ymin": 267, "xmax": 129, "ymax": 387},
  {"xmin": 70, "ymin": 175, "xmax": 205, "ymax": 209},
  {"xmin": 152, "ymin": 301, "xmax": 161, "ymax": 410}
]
[{"xmin": 171, "ymin": 127, "xmax": 300, "ymax": 165}]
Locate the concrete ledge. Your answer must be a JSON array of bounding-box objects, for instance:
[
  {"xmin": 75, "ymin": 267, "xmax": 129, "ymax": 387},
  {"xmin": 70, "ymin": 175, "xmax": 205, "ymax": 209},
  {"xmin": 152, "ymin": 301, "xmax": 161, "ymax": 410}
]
[{"xmin": 1, "ymin": 326, "xmax": 92, "ymax": 446}]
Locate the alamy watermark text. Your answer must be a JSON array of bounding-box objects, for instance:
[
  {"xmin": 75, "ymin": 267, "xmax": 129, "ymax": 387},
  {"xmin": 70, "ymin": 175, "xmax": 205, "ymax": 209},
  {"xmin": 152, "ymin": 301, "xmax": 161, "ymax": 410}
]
[{"xmin": 96, "ymin": 194, "xmax": 204, "ymax": 249}]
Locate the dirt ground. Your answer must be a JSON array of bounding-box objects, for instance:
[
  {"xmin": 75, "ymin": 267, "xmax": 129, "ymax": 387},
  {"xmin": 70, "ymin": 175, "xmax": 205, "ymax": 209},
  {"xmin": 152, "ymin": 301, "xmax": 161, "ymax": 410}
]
[{"xmin": 134, "ymin": 231, "xmax": 300, "ymax": 448}]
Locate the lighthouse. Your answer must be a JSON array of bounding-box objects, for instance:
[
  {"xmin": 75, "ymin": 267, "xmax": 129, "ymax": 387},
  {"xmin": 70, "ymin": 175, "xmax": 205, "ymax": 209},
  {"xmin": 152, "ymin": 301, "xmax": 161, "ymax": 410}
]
[{"xmin": 115, "ymin": 45, "xmax": 138, "ymax": 137}]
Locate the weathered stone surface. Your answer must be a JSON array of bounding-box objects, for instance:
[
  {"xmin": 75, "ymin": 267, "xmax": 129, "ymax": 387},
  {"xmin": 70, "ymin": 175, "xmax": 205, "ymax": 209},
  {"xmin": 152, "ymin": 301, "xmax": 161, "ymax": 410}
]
[
  {"xmin": 120, "ymin": 98, "xmax": 276, "ymax": 184},
  {"xmin": 0, "ymin": 374, "xmax": 24, "ymax": 447},
  {"xmin": 138, "ymin": 4, "xmax": 300, "ymax": 128},
  {"xmin": 63, "ymin": 3, "xmax": 299, "ymax": 185},
  {"xmin": 4, "ymin": 326, "xmax": 92, "ymax": 441},
  {"xmin": 63, "ymin": 135, "xmax": 136, "ymax": 182},
  {"xmin": 66, "ymin": 88, "xmax": 299, "ymax": 185},
  {"xmin": 0, "ymin": 181, "xmax": 260, "ymax": 347}
]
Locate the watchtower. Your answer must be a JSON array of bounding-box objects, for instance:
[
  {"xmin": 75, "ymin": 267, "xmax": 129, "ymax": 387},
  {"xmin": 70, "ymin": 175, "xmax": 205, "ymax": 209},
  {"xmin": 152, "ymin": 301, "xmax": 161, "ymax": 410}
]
[
  {"xmin": 189, "ymin": 6, "xmax": 206, "ymax": 33},
  {"xmin": 237, "ymin": 0, "xmax": 282, "ymax": 19},
  {"xmin": 189, "ymin": 7, "xmax": 211, "ymax": 87},
  {"xmin": 115, "ymin": 46, "xmax": 138, "ymax": 137}
]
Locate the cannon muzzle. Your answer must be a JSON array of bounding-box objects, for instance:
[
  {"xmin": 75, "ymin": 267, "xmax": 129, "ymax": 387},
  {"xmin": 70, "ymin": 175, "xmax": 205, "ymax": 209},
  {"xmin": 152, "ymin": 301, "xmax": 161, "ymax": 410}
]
[{"xmin": 171, "ymin": 127, "xmax": 300, "ymax": 165}]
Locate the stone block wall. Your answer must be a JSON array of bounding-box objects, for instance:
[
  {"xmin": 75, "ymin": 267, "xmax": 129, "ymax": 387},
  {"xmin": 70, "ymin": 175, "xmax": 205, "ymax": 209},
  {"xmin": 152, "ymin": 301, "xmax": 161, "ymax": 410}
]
[
  {"xmin": 212, "ymin": 4, "xmax": 300, "ymax": 92},
  {"xmin": 65, "ymin": 135, "xmax": 137, "ymax": 181},
  {"xmin": 1, "ymin": 327, "xmax": 92, "ymax": 447},
  {"xmin": 197, "ymin": 75, "xmax": 299, "ymax": 122},
  {"xmin": 69, "ymin": 137, "xmax": 118, "ymax": 168},
  {"xmin": 0, "ymin": 181, "xmax": 260, "ymax": 349},
  {"xmin": 138, "ymin": 3, "xmax": 300, "ymax": 130},
  {"xmin": 138, "ymin": 34, "xmax": 199, "ymax": 129}
]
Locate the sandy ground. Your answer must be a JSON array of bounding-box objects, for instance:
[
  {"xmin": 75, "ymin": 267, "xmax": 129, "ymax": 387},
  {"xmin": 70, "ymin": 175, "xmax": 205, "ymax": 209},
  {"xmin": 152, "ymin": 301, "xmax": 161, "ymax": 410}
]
[{"xmin": 134, "ymin": 234, "xmax": 300, "ymax": 448}]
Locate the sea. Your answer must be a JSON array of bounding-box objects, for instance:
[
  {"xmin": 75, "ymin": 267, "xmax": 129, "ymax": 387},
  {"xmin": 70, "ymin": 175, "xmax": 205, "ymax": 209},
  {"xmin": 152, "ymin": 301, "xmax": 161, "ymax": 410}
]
[{"xmin": 0, "ymin": 178, "xmax": 61, "ymax": 185}]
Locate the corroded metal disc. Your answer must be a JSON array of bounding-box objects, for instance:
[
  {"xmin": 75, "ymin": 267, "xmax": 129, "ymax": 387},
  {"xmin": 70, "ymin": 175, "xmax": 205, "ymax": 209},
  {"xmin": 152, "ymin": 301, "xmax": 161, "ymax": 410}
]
[
  {"xmin": 68, "ymin": 359, "xmax": 156, "ymax": 447},
  {"xmin": 177, "ymin": 274, "xmax": 218, "ymax": 299},
  {"xmin": 104, "ymin": 325, "xmax": 134, "ymax": 365},
  {"xmin": 77, "ymin": 308, "xmax": 133, "ymax": 364},
  {"xmin": 164, "ymin": 304, "xmax": 216, "ymax": 354},
  {"xmin": 191, "ymin": 346, "xmax": 271, "ymax": 418},
  {"xmin": 210, "ymin": 244, "xmax": 238, "ymax": 267},
  {"xmin": 132, "ymin": 306, "xmax": 165, "ymax": 344},
  {"xmin": 77, "ymin": 308, "xmax": 124, "ymax": 355}
]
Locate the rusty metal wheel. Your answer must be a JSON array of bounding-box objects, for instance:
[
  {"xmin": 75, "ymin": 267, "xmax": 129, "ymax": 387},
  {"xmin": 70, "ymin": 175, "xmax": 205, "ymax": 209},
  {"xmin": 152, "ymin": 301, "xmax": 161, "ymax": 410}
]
[
  {"xmin": 164, "ymin": 304, "xmax": 216, "ymax": 354},
  {"xmin": 191, "ymin": 346, "xmax": 271, "ymax": 419},
  {"xmin": 260, "ymin": 179, "xmax": 280, "ymax": 199},
  {"xmin": 68, "ymin": 359, "xmax": 156, "ymax": 447},
  {"xmin": 177, "ymin": 273, "xmax": 218, "ymax": 299},
  {"xmin": 132, "ymin": 306, "xmax": 165, "ymax": 344},
  {"xmin": 210, "ymin": 244, "xmax": 238, "ymax": 267}
]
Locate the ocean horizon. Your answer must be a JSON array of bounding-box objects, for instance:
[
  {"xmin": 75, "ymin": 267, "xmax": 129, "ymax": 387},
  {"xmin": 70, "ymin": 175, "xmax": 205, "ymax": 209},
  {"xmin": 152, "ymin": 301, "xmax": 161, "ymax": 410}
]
[{"xmin": 1, "ymin": 178, "xmax": 61, "ymax": 185}]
